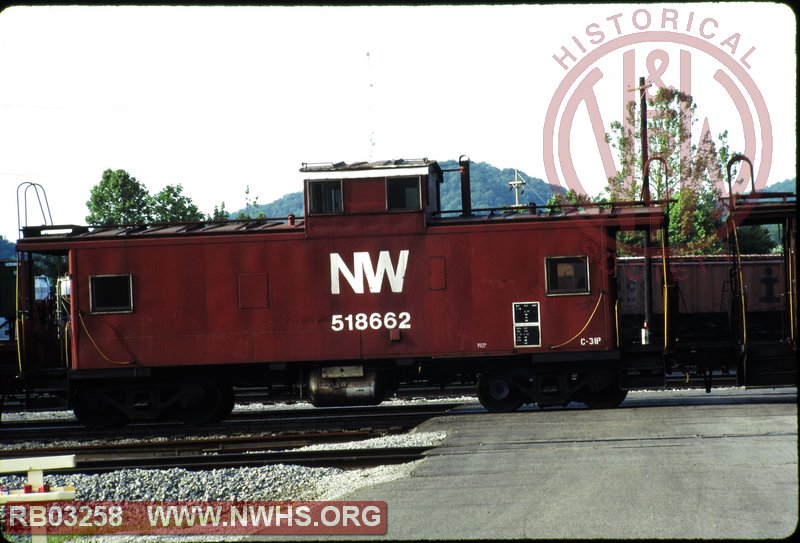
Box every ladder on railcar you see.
[724,156,797,387]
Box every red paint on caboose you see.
[18,159,661,376]
[13,156,795,425]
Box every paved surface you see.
[349,387,798,539]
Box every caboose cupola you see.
[300,158,443,238]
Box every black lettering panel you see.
[512,301,541,348]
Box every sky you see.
[0,3,796,242]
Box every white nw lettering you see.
[330,250,409,294]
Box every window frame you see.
[385,176,422,212]
[89,274,134,314]
[307,179,344,215]
[544,255,591,296]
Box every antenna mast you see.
[366,51,375,160]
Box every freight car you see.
[618,254,789,339]
[4,156,797,426]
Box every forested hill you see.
[249,161,562,218]
[438,160,560,212]
[764,178,797,193]
[252,170,797,219]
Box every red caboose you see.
[12,157,796,425]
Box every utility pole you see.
[509,170,526,207]
[640,75,653,343]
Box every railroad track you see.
[0,403,455,475]
[0,403,462,443]
[40,446,436,473]
[0,428,437,472]
[0,429,385,458]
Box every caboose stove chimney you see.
[459,155,472,217]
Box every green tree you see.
[605,88,743,255]
[0,235,15,260]
[86,169,153,225]
[210,202,229,221]
[236,186,266,220]
[546,188,592,212]
[87,169,207,226]
[151,184,205,223]
[737,225,778,254]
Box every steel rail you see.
[0,403,461,442]
[0,429,386,460]
[30,446,436,474]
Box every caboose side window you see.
[545,256,590,295]
[308,180,343,214]
[90,274,133,313]
[386,177,421,211]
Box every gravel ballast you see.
[1,398,451,542]
[0,431,445,502]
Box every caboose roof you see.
[300,158,434,180]
[17,219,304,249]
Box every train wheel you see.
[176,380,222,425]
[477,373,525,413]
[582,388,628,409]
[73,387,126,428]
